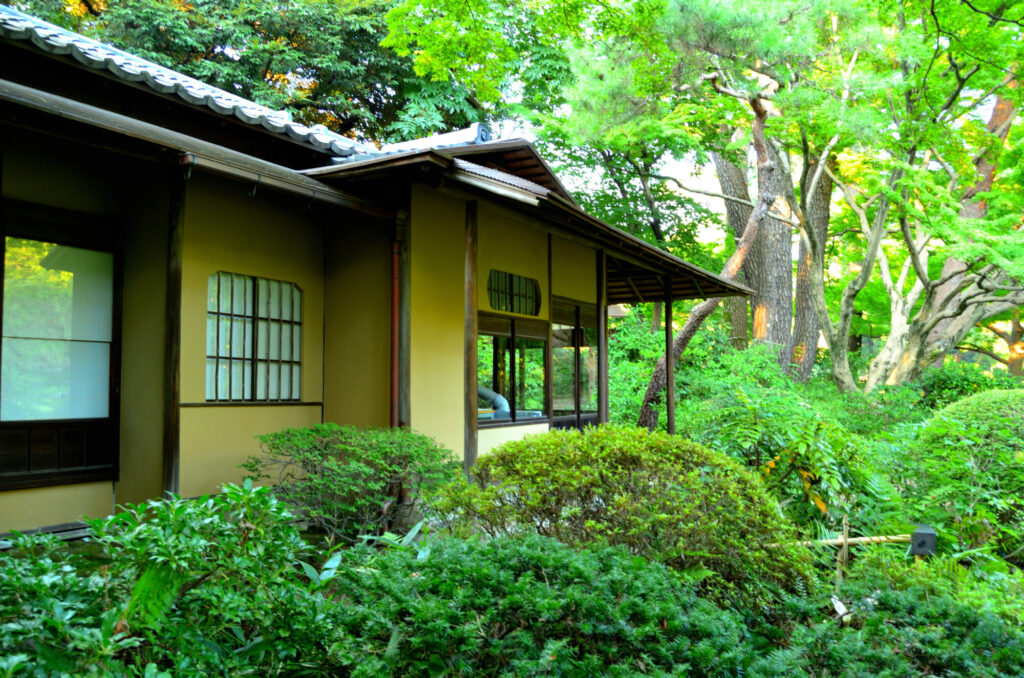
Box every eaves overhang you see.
[305,151,752,303]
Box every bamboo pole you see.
[775,534,910,548]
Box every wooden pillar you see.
[664,275,675,435]
[597,250,609,424]
[162,170,186,494]
[398,211,411,428]
[463,201,478,476]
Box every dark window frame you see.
[0,200,123,492]
[477,313,548,429]
[206,272,302,403]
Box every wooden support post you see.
[162,170,186,494]
[398,211,411,428]
[597,250,609,424]
[463,201,478,476]
[664,275,675,435]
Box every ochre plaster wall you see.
[409,185,465,459]
[177,174,326,495]
[551,236,597,304]
[323,223,390,428]
[476,205,549,319]
[478,423,550,457]
[1,136,165,529]
[178,405,321,497]
[0,483,113,533]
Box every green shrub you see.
[907,389,1024,564]
[428,425,815,607]
[328,534,756,676]
[0,482,353,675]
[917,359,1021,409]
[244,423,459,540]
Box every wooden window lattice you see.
[487,270,540,316]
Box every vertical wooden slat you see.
[597,250,609,424]
[162,171,186,494]
[463,201,478,476]
[398,211,411,428]
[664,275,675,435]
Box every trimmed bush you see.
[428,425,815,606]
[330,534,755,676]
[244,423,459,540]
[918,360,1021,410]
[908,389,1024,563]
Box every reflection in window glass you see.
[1,238,113,421]
[552,323,575,417]
[478,326,546,424]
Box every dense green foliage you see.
[8,0,482,141]
[429,425,814,606]
[3,483,1024,676]
[917,360,1023,409]
[906,390,1024,564]
[243,423,458,541]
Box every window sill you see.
[0,466,116,492]
[478,419,551,430]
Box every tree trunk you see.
[727,296,749,349]
[789,157,833,381]
[758,143,794,362]
[650,301,662,334]
[638,100,777,429]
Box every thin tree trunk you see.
[650,301,662,334]
[638,100,777,429]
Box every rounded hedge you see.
[913,389,1024,562]
[428,425,814,607]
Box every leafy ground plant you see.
[428,424,815,607]
[243,423,459,541]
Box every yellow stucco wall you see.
[0,482,114,533]
[477,205,549,320]
[409,185,465,460]
[323,224,391,428]
[178,405,322,497]
[1,136,165,528]
[177,174,326,495]
[551,236,597,304]
[478,423,550,456]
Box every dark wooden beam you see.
[598,249,609,424]
[664,275,675,435]
[162,170,185,494]
[463,201,479,476]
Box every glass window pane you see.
[243,360,253,400]
[292,365,301,400]
[206,316,217,356]
[0,338,109,421]
[516,337,546,416]
[207,274,218,312]
[281,364,291,399]
[281,323,291,361]
[552,323,575,417]
[230,274,244,314]
[269,281,281,320]
[244,319,253,360]
[219,317,231,357]
[477,335,511,422]
[257,320,269,359]
[256,361,268,400]
[269,321,280,360]
[3,238,113,342]
[281,284,292,321]
[258,278,269,318]
[293,288,302,321]
[581,327,599,413]
[219,273,231,313]
[206,359,216,400]
[231,360,244,400]
[245,277,254,315]
[217,360,229,400]
[269,364,280,400]
[231,319,244,358]
[293,326,301,360]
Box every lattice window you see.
[206,272,301,402]
[487,269,540,316]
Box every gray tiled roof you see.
[0,5,371,158]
